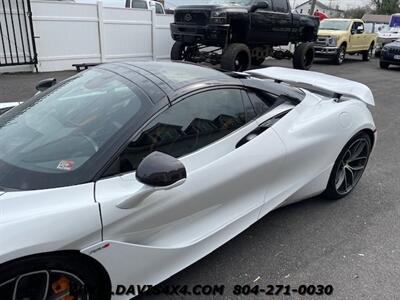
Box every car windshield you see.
[319,20,351,31]
[0,69,149,190]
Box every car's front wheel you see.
[334,44,346,65]
[323,132,372,200]
[221,43,251,72]
[0,254,111,300]
[292,42,314,70]
[171,41,185,61]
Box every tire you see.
[334,44,346,65]
[171,41,185,61]
[220,43,251,72]
[362,43,374,61]
[380,61,390,69]
[323,132,372,200]
[251,47,267,66]
[0,253,111,300]
[292,42,314,70]
[252,56,266,66]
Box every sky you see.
[164,0,371,10]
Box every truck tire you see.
[171,41,185,61]
[362,43,374,61]
[334,44,346,65]
[221,43,251,72]
[292,42,314,70]
[251,47,267,66]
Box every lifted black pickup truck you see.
[170,0,319,71]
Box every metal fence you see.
[0,0,37,70]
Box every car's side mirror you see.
[351,29,356,35]
[117,152,186,209]
[136,151,186,187]
[250,1,269,12]
[36,78,57,92]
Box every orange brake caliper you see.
[52,275,75,300]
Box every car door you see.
[349,21,364,51]
[270,0,292,43]
[249,0,275,44]
[94,86,287,245]
[89,87,287,289]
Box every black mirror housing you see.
[136,151,187,187]
[36,78,57,92]
[250,1,269,12]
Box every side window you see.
[352,22,364,34]
[356,22,364,34]
[155,3,164,14]
[272,0,288,13]
[241,91,257,121]
[131,0,148,9]
[107,89,250,175]
[248,90,285,116]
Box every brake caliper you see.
[51,275,74,300]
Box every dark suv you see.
[170,0,319,71]
[379,39,400,69]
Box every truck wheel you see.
[221,43,251,72]
[292,42,314,70]
[380,61,390,69]
[171,41,185,61]
[251,47,267,66]
[362,43,374,61]
[334,45,346,65]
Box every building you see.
[295,0,344,18]
[362,14,391,25]
[362,14,392,33]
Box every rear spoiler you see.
[246,67,375,107]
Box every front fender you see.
[0,184,101,265]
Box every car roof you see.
[97,61,241,104]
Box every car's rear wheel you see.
[362,43,374,61]
[323,132,372,200]
[221,43,251,72]
[0,254,111,300]
[334,44,346,65]
[380,61,390,69]
[292,42,314,70]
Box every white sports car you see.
[0,62,376,299]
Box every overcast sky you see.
[164,0,371,10]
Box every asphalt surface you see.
[1,57,399,300]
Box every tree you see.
[344,6,371,18]
[371,0,400,14]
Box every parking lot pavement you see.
[0,70,75,103]
[1,57,399,299]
